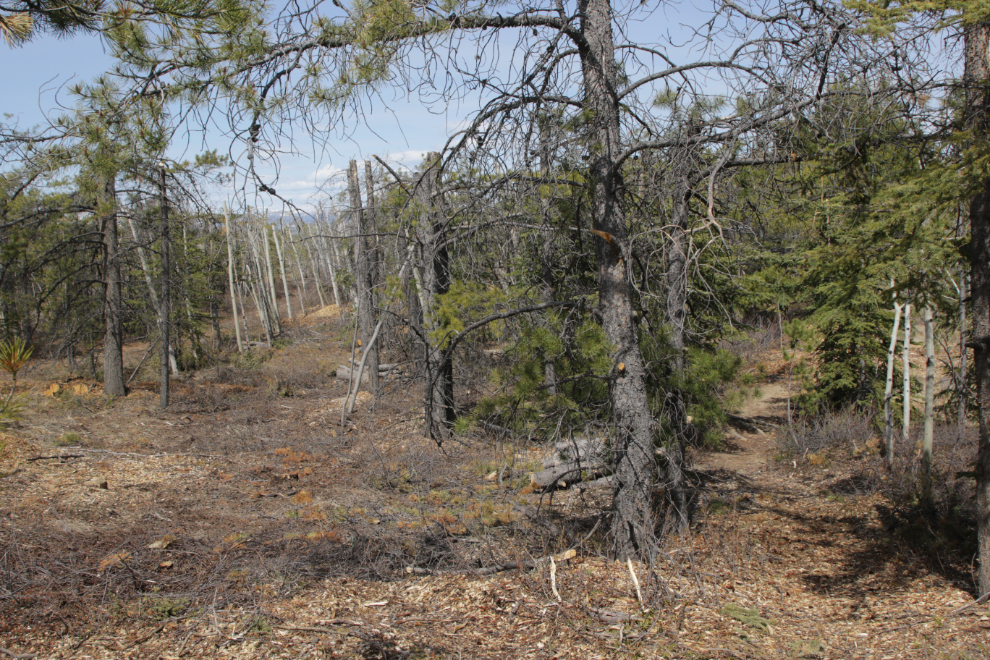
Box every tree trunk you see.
[580,0,659,559]
[960,269,969,426]
[884,296,903,466]
[417,153,454,443]
[262,218,281,335]
[923,305,935,502]
[903,303,912,448]
[224,204,243,352]
[100,170,125,397]
[964,19,990,595]
[126,215,178,375]
[272,222,293,320]
[159,166,171,409]
[349,160,380,393]
[287,225,308,316]
[662,164,693,534]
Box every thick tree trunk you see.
[580,0,658,559]
[884,296,903,466]
[964,20,990,595]
[960,270,968,426]
[159,167,171,409]
[100,171,125,397]
[417,153,455,443]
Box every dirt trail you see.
[694,380,791,475]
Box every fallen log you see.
[541,436,607,469]
[334,364,400,382]
[406,548,576,576]
[575,475,613,492]
[530,461,605,490]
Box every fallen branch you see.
[123,624,166,650]
[27,454,83,462]
[406,548,577,577]
[0,647,36,659]
[949,591,990,616]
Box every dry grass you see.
[0,319,987,659]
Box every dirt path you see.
[694,380,791,475]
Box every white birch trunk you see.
[272,222,293,320]
[903,303,912,445]
[884,299,903,464]
[223,204,243,352]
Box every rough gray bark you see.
[923,305,935,499]
[960,270,968,427]
[579,0,659,559]
[349,160,380,394]
[417,152,454,443]
[99,171,125,397]
[964,20,990,595]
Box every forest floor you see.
[0,310,988,659]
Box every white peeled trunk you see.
[903,303,912,445]
[223,203,243,352]
[272,222,293,320]
[884,297,903,465]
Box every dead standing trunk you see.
[579,0,659,559]
[923,305,935,505]
[224,204,244,352]
[662,163,693,534]
[417,153,454,443]
[159,165,171,409]
[100,170,126,397]
[349,160,380,394]
[964,19,990,595]
[884,293,903,466]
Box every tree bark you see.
[261,216,281,335]
[159,166,171,409]
[350,160,380,393]
[960,269,969,427]
[923,305,935,503]
[99,170,125,397]
[224,204,243,352]
[884,296,903,466]
[580,0,659,559]
[417,153,455,443]
[662,162,693,534]
[903,303,912,448]
[272,221,293,320]
[964,20,990,595]
[126,215,178,375]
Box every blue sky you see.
[1,23,455,210]
[2,2,725,210]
